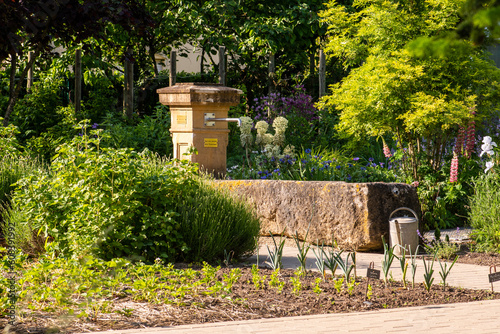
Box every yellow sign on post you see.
[204,138,218,148]
[176,115,187,125]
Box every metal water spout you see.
[204,114,241,127]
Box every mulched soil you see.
[2,237,500,333]
[2,265,500,334]
[452,244,500,266]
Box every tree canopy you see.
[318,0,500,179]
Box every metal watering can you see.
[389,207,419,256]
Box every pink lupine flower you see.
[449,153,459,183]
[383,143,392,158]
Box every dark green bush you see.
[101,104,173,157]
[175,180,260,263]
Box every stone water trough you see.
[214,180,421,252]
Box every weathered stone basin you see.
[213,180,421,252]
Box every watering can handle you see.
[389,207,419,223]
[394,219,402,246]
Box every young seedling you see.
[268,269,285,293]
[322,235,340,278]
[333,251,355,281]
[223,249,234,267]
[251,264,266,289]
[312,242,327,279]
[422,251,437,292]
[381,235,397,286]
[438,255,458,291]
[265,230,286,270]
[409,245,420,288]
[290,268,304,296]
[323,248,340,278]
[398,246,409,288]
[293,229,311,274]
[334,277,344,293]
[313,277,323,295]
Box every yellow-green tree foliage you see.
[318,0,500,179]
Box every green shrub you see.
[469,171,500,252]
[101,104,173,157]
[0,120,23,160]
[8,122,197,262]
[7,121,259,263]
[12,75,65,141]
[0,154,43,207]
[175,180,260,263]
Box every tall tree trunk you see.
[3,47,40,126]
[149,40,159,77]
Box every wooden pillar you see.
[218,46,226,86]
[27,51,34,91]
[319,50,326,98]
[75,49,82,115]
[123,47,134,118]
[169,50,176,86]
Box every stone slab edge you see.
[213,180,421,251]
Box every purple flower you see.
[305,148,312,154]
[92,123,98,129]
[353,157,360,161]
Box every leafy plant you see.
[438,256,458,291]
[333,277,344,293]
[265,231,286,271]
[417,229,461,260]
[381,236,397,285]
[346,278,359,296]
[469,165,500,252]
[366,284,373,300]
[333,251,355,281]
[223,250,234,267]
[398,246,409,289]
[422,252,437,292]
[101,104,173,157]
[313,277,323,295]
[290,268,304,296]
[175,179,260,263]
[5,122,199,262]
[251,264,266,290]
[323,237,340,278]
[409,245,420,289]
[293,229,311,274]
[268,269,285,293]
[312,243,326,279]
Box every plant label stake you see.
[365,262,380,299]
[489,265,500,292]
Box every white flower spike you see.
[485,161,494,173]
[480,136,497,157]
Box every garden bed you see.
[2,260,500,334]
